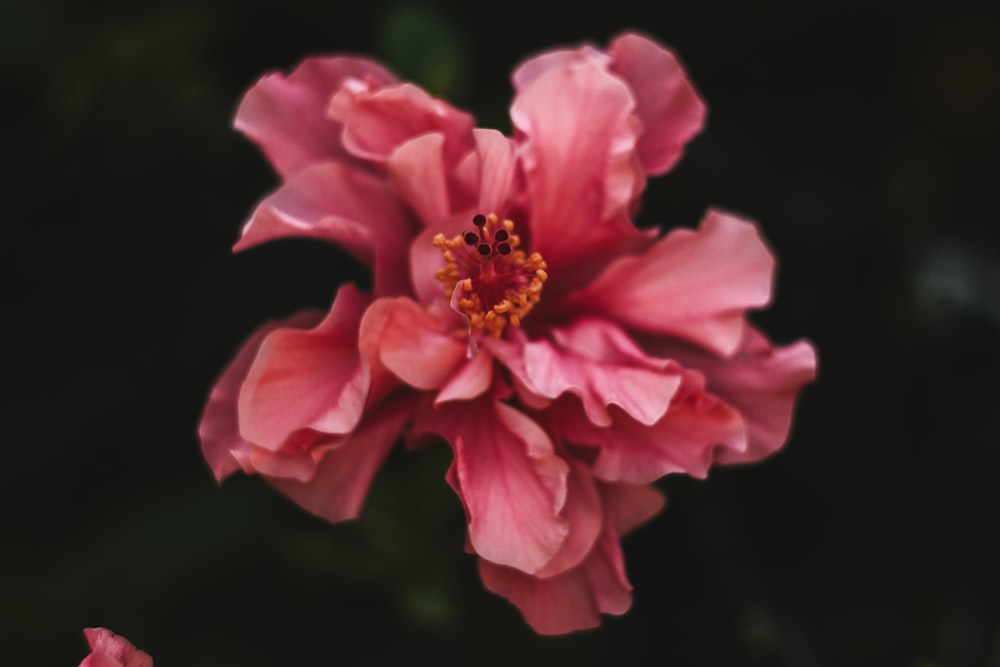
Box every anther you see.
[433,214,547,337]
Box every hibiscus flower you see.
[78,628,152,667]
[199,31,817,635]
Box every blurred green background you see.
[3,1,999,665]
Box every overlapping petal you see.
[435,347,494,405]
[510,56,646,272]
[386,132,452,226]
[512,32,705,179]
[478,481,664,635]
[233,161,415,297]
[235,56,396,178]
[414,390,570,574]
[358,296,468,391]
[511,44,609,90]
[650,327,818,464]
[533,454,602,578]
[199,310,322,482]
[554,376,747,482]
[607,32,707,175]
[478,528,627,636]
[328,80,475,164]
[270,395,415,523]
[558,208,774,357]
[469,129,518,216]
[236,285,371,454]
[488,318,682,427]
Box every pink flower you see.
[78,628,152,667]
[199,31,817,634]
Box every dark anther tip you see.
[464,232,479,245]
[494,229,509,242]
[497,242,512,255]
[477,243,492,256]
[473,214,487,227]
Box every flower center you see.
[434,213,547,337]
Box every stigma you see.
[433,213,547,337]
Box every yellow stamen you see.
[435,213,547,337]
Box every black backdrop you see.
[4,1,999,665]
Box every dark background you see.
[3,1,999,665]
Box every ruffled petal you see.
[328,80,475,164]
[360,296,467,391]
[559,209,774,357]
[387,132,451,226]
[80,628,152,667]
[198,310,322,482]
[237,285,371,453]
[510,33,705,178]
[608,32,706,175]
[533,455,602,578]
[509,57,646,273]
[478,545,611,636]
[234,56,395,178]
[651,327,818,464]
[269,394,415,523]
[414,392,569,574]
[554,376,748,483]
[479,481,651,635]
[233,161,415,297]
[244,434,340,483]
[511,45,608,90]
[487,318,682,427]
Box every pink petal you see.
[414,393,569,574]
[386,132,451,226]
[510,34,706,178]
[328,80,474,164]
[653,327,818,464]
[479,553,605,635]
[435,348,494,405]
[234,56,395,178]
[360,297,467,390]
[472,129,518,216]
[558,209,775,357]
[534,455,602,578]
[509,57,646,273]
[245,431,342,483]
[198,311,322,482]
[270,395,415,523]
[487,318,682,427]
[608,32,707,175]
[80,628,152,667]
[478,484,638,635]
[237,285,371,453]
[602,481,666,535]
[447,129,518,221]
[555,379,748,483]
[233,161,415,297]
[511,44,609,90]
